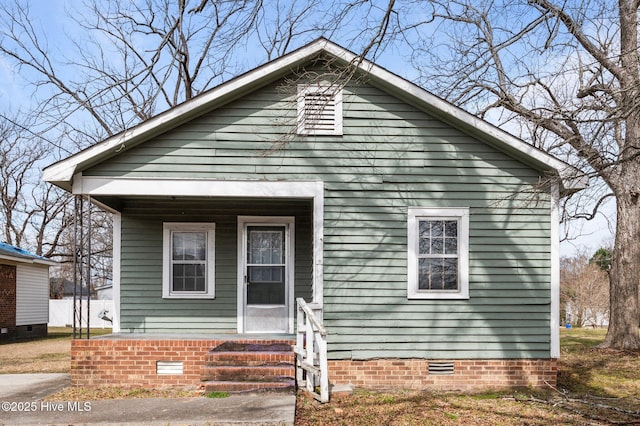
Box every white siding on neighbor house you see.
[16,265,50,326]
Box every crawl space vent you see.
[156,361,183,375]
[428,362,455,375]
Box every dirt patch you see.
[0,337,70,373]
[47,387,198,401]
[295,389,592,426]
[0,327,110,374]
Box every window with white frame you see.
[163,223,215,299]
[296,83,343,135]
[407,208,469,299]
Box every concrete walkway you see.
[0,374,296,425]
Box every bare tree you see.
[0,115,71,257]
[561,253,610,328]
[0,0,290,286]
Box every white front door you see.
[238,217,294,333]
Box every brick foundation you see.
[70,338,294,390]
[0,264,17,340]
[72,338,557,392]
[328,358,557,391]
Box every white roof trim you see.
[43,38,586,192]
[0,254,57,267]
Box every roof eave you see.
[0,253,57,267]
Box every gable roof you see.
[43,38,586,193]
[0,242,57,266]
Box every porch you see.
[71,333,296,392]
[67,181,329,400]
[71,298,328,401]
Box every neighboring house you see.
[565,303,609,328]
[50,277,109,300]
[50,278,88,300]
[43,38,585,397]
[0,243,56,339]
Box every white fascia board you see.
[43,39,333,187]
[0,254,56,267]
[73,175,324,198]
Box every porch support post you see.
[312,181,324,310]
[72,195,79,339]
[86,196,92,339]
[112,212,121,332]
[550,183,560,358]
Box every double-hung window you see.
[163,223,215,299]
[407,208,469,299]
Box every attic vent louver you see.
[297,84,343,135]
[428,361,455,375]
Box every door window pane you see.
[248,228,284,264]
[246,226,286,305]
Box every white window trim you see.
[163,222,216,299]
[407,207,469,300]
[296,83,343,136]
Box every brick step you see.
[200,340,296,395]
[205,341,294,367]
[206,351,294,366]
[209,341,293,353]
[202,365,294,382]
[202,379,295,394]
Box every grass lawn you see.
[3,327,639,424]
[295,328,640,425]
[0,327,111,374]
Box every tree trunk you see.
[600,189,640,349]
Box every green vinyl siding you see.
[88,81,553,359]
[118,198,312,333]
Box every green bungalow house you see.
[43,38,585,401]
